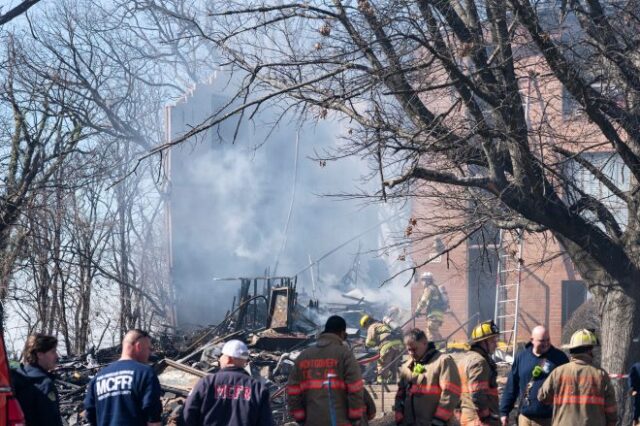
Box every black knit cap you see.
[324,315,347,333]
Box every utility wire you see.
[272,131,300,275]
[295,217,392,277]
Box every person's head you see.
[565,329,598,356]
[360,314,374,329]
[324,315,348,341]
[23,334,58,371]
[121,329,152,363]
[470,320,500,355]
[480,335,498,354]
[404,328,428,360]
[531,325,551,355]
[219,340,249,368]
[421,272,434,287]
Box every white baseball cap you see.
[221,340,250,360]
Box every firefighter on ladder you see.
[537,329,617,426]
[460,320,501,425]
[414,272,448,342]
[360,314,404,384]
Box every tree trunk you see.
[557,234,639,424]
[598,287,640,425]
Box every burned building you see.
[165,76,408,329]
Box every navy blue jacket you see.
[84,359,162,426]
[183,366,273,426]
[11,364,63,426]
[629,362,640,421]
[499,343,569,419]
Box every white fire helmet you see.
[421,272,434,285]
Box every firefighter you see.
[360,314,404,384]
[414,272,448,342]
[394,328,461,425]
[459,320,501,426]
[287,315,365,426]
[537,329,617,426]
[383,305,401,328]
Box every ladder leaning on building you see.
[493,229,525,360]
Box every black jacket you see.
[183,366,273,426]
[11,363,64,426]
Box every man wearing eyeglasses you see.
[84,329,162,426]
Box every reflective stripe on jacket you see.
[459,346,500,425]
[395,343,461,425]
[537,354,617,426]
[287,332,364,426]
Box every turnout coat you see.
[287,333,364,426]
[537,354,617,426]
[459,346,500,425]
[394,343,461,425]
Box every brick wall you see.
[410,221,584,348]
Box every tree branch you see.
[0,0,42,26]
[385,166,493,189]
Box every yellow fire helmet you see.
[360,314,372,328]
[564,329,599,350]
[470,320,500,343]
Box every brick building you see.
[410,224,588,348]
[408,9,623,349]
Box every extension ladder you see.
[493,229,525,359]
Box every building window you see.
[561,82,624,120]
[561,280,588,327]
[562,86,581,120]
[565,152,629,229]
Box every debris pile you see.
[55,277,352,425]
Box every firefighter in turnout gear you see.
[459,320,501,426]
[287,315,365,426]
[414,272,448,342]
[360,314,404,384]
[394,328,461,425]
[537,329,617,426]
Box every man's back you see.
[183,366,273,426]
[287,333,364,426]
[538,356,617,426]
[365,322,392,347]
[84,359,162,426]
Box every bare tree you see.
[142,0,640,418]
[0,34,88,304]
[0,0,196,350]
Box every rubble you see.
[54,278,325,425]
[50,277,517,426]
